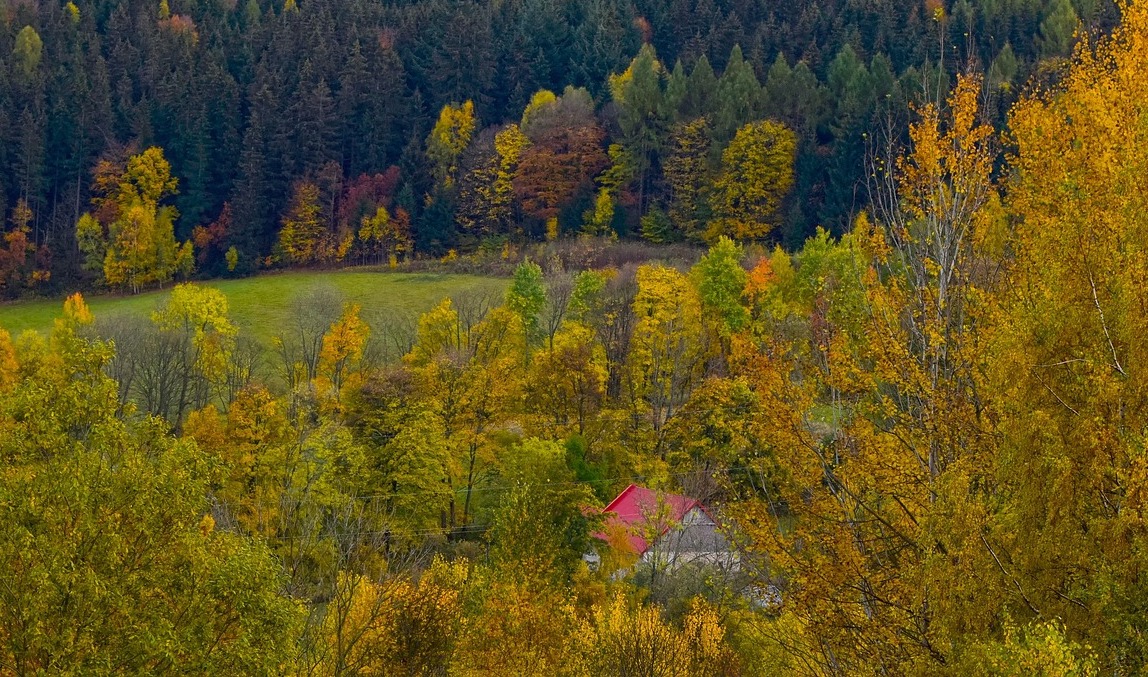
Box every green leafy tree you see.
[1039,0,1079,58]
[640,207,674,243]
[988,43,1020,92]
[506,259,547,346]
[489,438,596,581]
[713,45,762,145]
[609,44,669,215]
[344,371,453,536]
[692,236,749,336]
[0,295,302,673]
[682,55,718,120]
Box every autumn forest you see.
[1,0,1145,673]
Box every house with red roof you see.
[586,484,738,572]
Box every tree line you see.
[0,0,1109,295]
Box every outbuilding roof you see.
[594,484,710,555]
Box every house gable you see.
[592,485,737,571]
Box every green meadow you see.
[0,270,506,347]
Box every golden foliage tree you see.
[310,558,467,675]
[629,265,710,457]
[75,147,191,292]
[426,101,476,187]
[732,73,1000,672]
[405,299,525,528]
[988,3,1148,664]
[709,120,796,242]
[578,596,740,676]
[525,322,607,438]
[277,181,324,265]
[317,302,370,398]
[457,124,530,237]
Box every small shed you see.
[589,484,738,572]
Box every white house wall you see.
[639,507,740,572]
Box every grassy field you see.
[0,270,506,347]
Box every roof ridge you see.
[600,483,639,514]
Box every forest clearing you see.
[0,270,506,346]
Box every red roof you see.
[593,484,705,556]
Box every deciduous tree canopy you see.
[7,1,1148,674]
